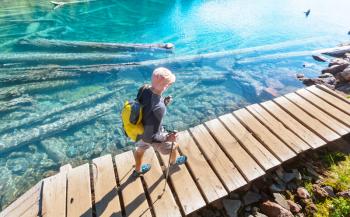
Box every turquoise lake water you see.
[0,0,350,210]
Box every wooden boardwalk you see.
[1,85,350,217]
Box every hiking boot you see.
[132,163,151,177]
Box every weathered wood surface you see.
[219,113,280,171]
[175,130,227,203]
[92,154,122,217]
[295,89,350,127]
[274,96,340,142]
[284,93,350,136]
[114,151,152,217]
[316,85,350,103]
[306,86,350,116]
[246,104,310,153]
[0,181,43,217]
[1,85,349,217]
[205,119,265,181]
[190,125,247,192]
[158,138,206,215]
[260,100,326,149]
[66,164,92,217]
[234,108,296,162]
[142,149,182,217]
[41,172,68,217]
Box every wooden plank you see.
[219,113,280,170]
[157,137,206,215]
[246,104,311,153]
[261,100,326,149]
[317,84,350,103]
[284,93,350,136]
[274,96,340,142]
[0,181,42,217]
[296,88,350,127]
[307,86,350,116]
[60,163,72,173]
[205,119,265,181]
[234,108,296,161]
[67,163,93,217]
[114,151,152,217]
[41,172,67,217]
[141,148,182,217]
[171,130,228,203]
[190,124,248,192]
[92,154,122,217]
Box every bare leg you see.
[135,147,145,172]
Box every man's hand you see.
[166,132,177,142]
[164,96,173,106]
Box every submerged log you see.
[0,99,116,154]
[0,90,116,134]
[0,69,81,86]
[0,96,33,113]
[0,80,78,100]
[0,27,65,49]
[17,38,174,52]
[0,52,134,66]
[51,0,96,10]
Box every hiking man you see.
[133,67,187,176]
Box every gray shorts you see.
[136,139,175,155]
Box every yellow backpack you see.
[121,85,149,142]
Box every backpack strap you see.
[136,84,150,102]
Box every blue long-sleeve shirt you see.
[138,87,167,143]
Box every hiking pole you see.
[163,141,175,192]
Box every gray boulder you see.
[223,199,241,217]
[321,63,349,75]
[243,191,262,205]
[338,67,350,82]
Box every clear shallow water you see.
[0,0,350,210]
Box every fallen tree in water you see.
[0,52,135,66]
[0,90,116,134]
[51,0,96,9]
[0,69,81,86]
[0,80,78,100]
[3,39,347,86]
[0,96,33,113]
[17,38,174,52]
[0,99,116,154]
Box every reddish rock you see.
[260,200,293,217]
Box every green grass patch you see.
[314,197,350,217]
[322,154,350,192]
[301,151,350,217]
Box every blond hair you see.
[152,67,176,84]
